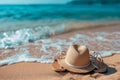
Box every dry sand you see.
[0,24,120,80]
[0,54,120,80]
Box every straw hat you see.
[53,45,95,73]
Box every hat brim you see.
[52,59,66,72]
[58,58,95,73]
[52,53,107,73]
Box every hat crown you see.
[65,45,90,67]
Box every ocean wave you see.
[0,5,120,20]
[0,32,120,66]
[0,21,120,49]
[0,24,66,49]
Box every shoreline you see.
[65,21,120,32]
[0,23,120,80]
[0,21,120,49]
[0,25,120,63]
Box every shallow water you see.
[0,4,120,49]
[0,32,120,66]
[0,4,120,66]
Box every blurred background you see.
[0,0,120,48]
[0,0,120,66]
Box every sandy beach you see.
[0,24,120,80]
[0,2,120,80]
[1,54,120,80]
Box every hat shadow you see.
[55,64,117,76]
[55,70,69,76]
[103,65,117,75]
[90,64,117,75]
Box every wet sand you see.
[0,24,120,80]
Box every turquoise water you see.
[0,4,120,21]
[0,4,120,31]
[0,4,120,49]
[0,4,120,65]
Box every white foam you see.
[99,51,120,57]
[0,48,54,66]
[40,39,72,54]
[95,36,107,41]
[0,24,66,49]
[0,32,120,66]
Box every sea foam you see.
[0,32,120,66]
[0,48,54,66]
[0,24,65,49]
